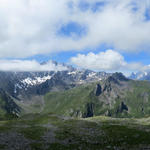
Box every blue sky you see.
[0,0,150,74]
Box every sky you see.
[0,0,150,75]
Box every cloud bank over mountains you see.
[0,49,147,73]
[0,60,67,72]
[71,50,144,73]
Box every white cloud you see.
[70,50,144,73]
[0,0,149,58]
[0,60,67,72]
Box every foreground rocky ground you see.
[0,114,150,150]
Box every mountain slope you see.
[43,73,150,118]
[0,89,20,119]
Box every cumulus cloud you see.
[0,0,150,58]
[0,60,67,72]
[70,50,144,73]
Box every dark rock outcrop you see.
[83,103,94,118]
[111,72,129,81]
[95,84,102,96]
[117,102,128,113]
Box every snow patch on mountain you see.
[21,75,52,86]
[67,71,77,75]
[88,72,96,78]
[14,75,53,93]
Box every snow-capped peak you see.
[130,71,150,80]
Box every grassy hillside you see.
[0,96,7,118]
[124,80,150,117]
[0,90,20,119]
[0,114,150,149]
[44,82,98,117]
[43,76,150,118]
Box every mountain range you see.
[0,61,150,149]
[0,62,112,118]
[0,61,150,119]
[130,71,150,80]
